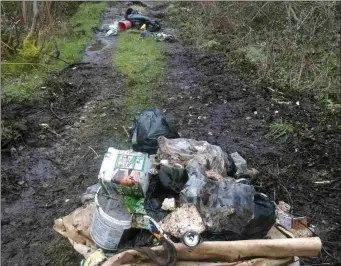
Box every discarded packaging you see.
[276,201,313,237]
[161,198,176,211]
[130,108,179,155]
[90,187,131,250]
[160,203,205,238]
[98,147,150,197]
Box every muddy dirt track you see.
[1,3,341,266]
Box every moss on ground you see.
[2,2,107,104]
[114,31,167,121]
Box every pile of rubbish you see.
[54,108,321,266]
[105,7,175,43]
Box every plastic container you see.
[118,20,132,31]
[98,147,150,197]
[90,187,132,250]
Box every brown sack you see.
[53,203,96,248]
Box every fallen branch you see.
[50,103,62,120]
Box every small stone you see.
[18,181,25,185]
[274,110,279,114]
[208,131,213,136]
[161,198,176,211]
[296,101,300,106]
[100,113,106,118]
[253,111,258,115]
[246,116,251,120]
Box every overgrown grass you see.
[267,119,295,141]
[168,2,340,111]
[114,30,166,121]
[1,2,107,104]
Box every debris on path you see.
[54,108,321,266]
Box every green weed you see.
[267,119,295,141]
[2,2,107,104]
[114,31,166,121]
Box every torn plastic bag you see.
[130,109,179,155]
[157,136,235,176]
[199,179,276,239]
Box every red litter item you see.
[118,20,132,31]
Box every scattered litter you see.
[106,22,118,36]
[118,20,132,31]
[125,7,161,32]
[296,101,300,106]
[161,198,176,211]
[276,201,314,238]
[314,180,333,184]
[207,131,213,136]
[246,116,251,120]
[72,67,77,70]
[160,203,205,238]
[254,111,258,115]
[275,110,279,114]
[140,30,176,42]
[65,199,70,203]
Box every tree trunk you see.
[25,0,39,41]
